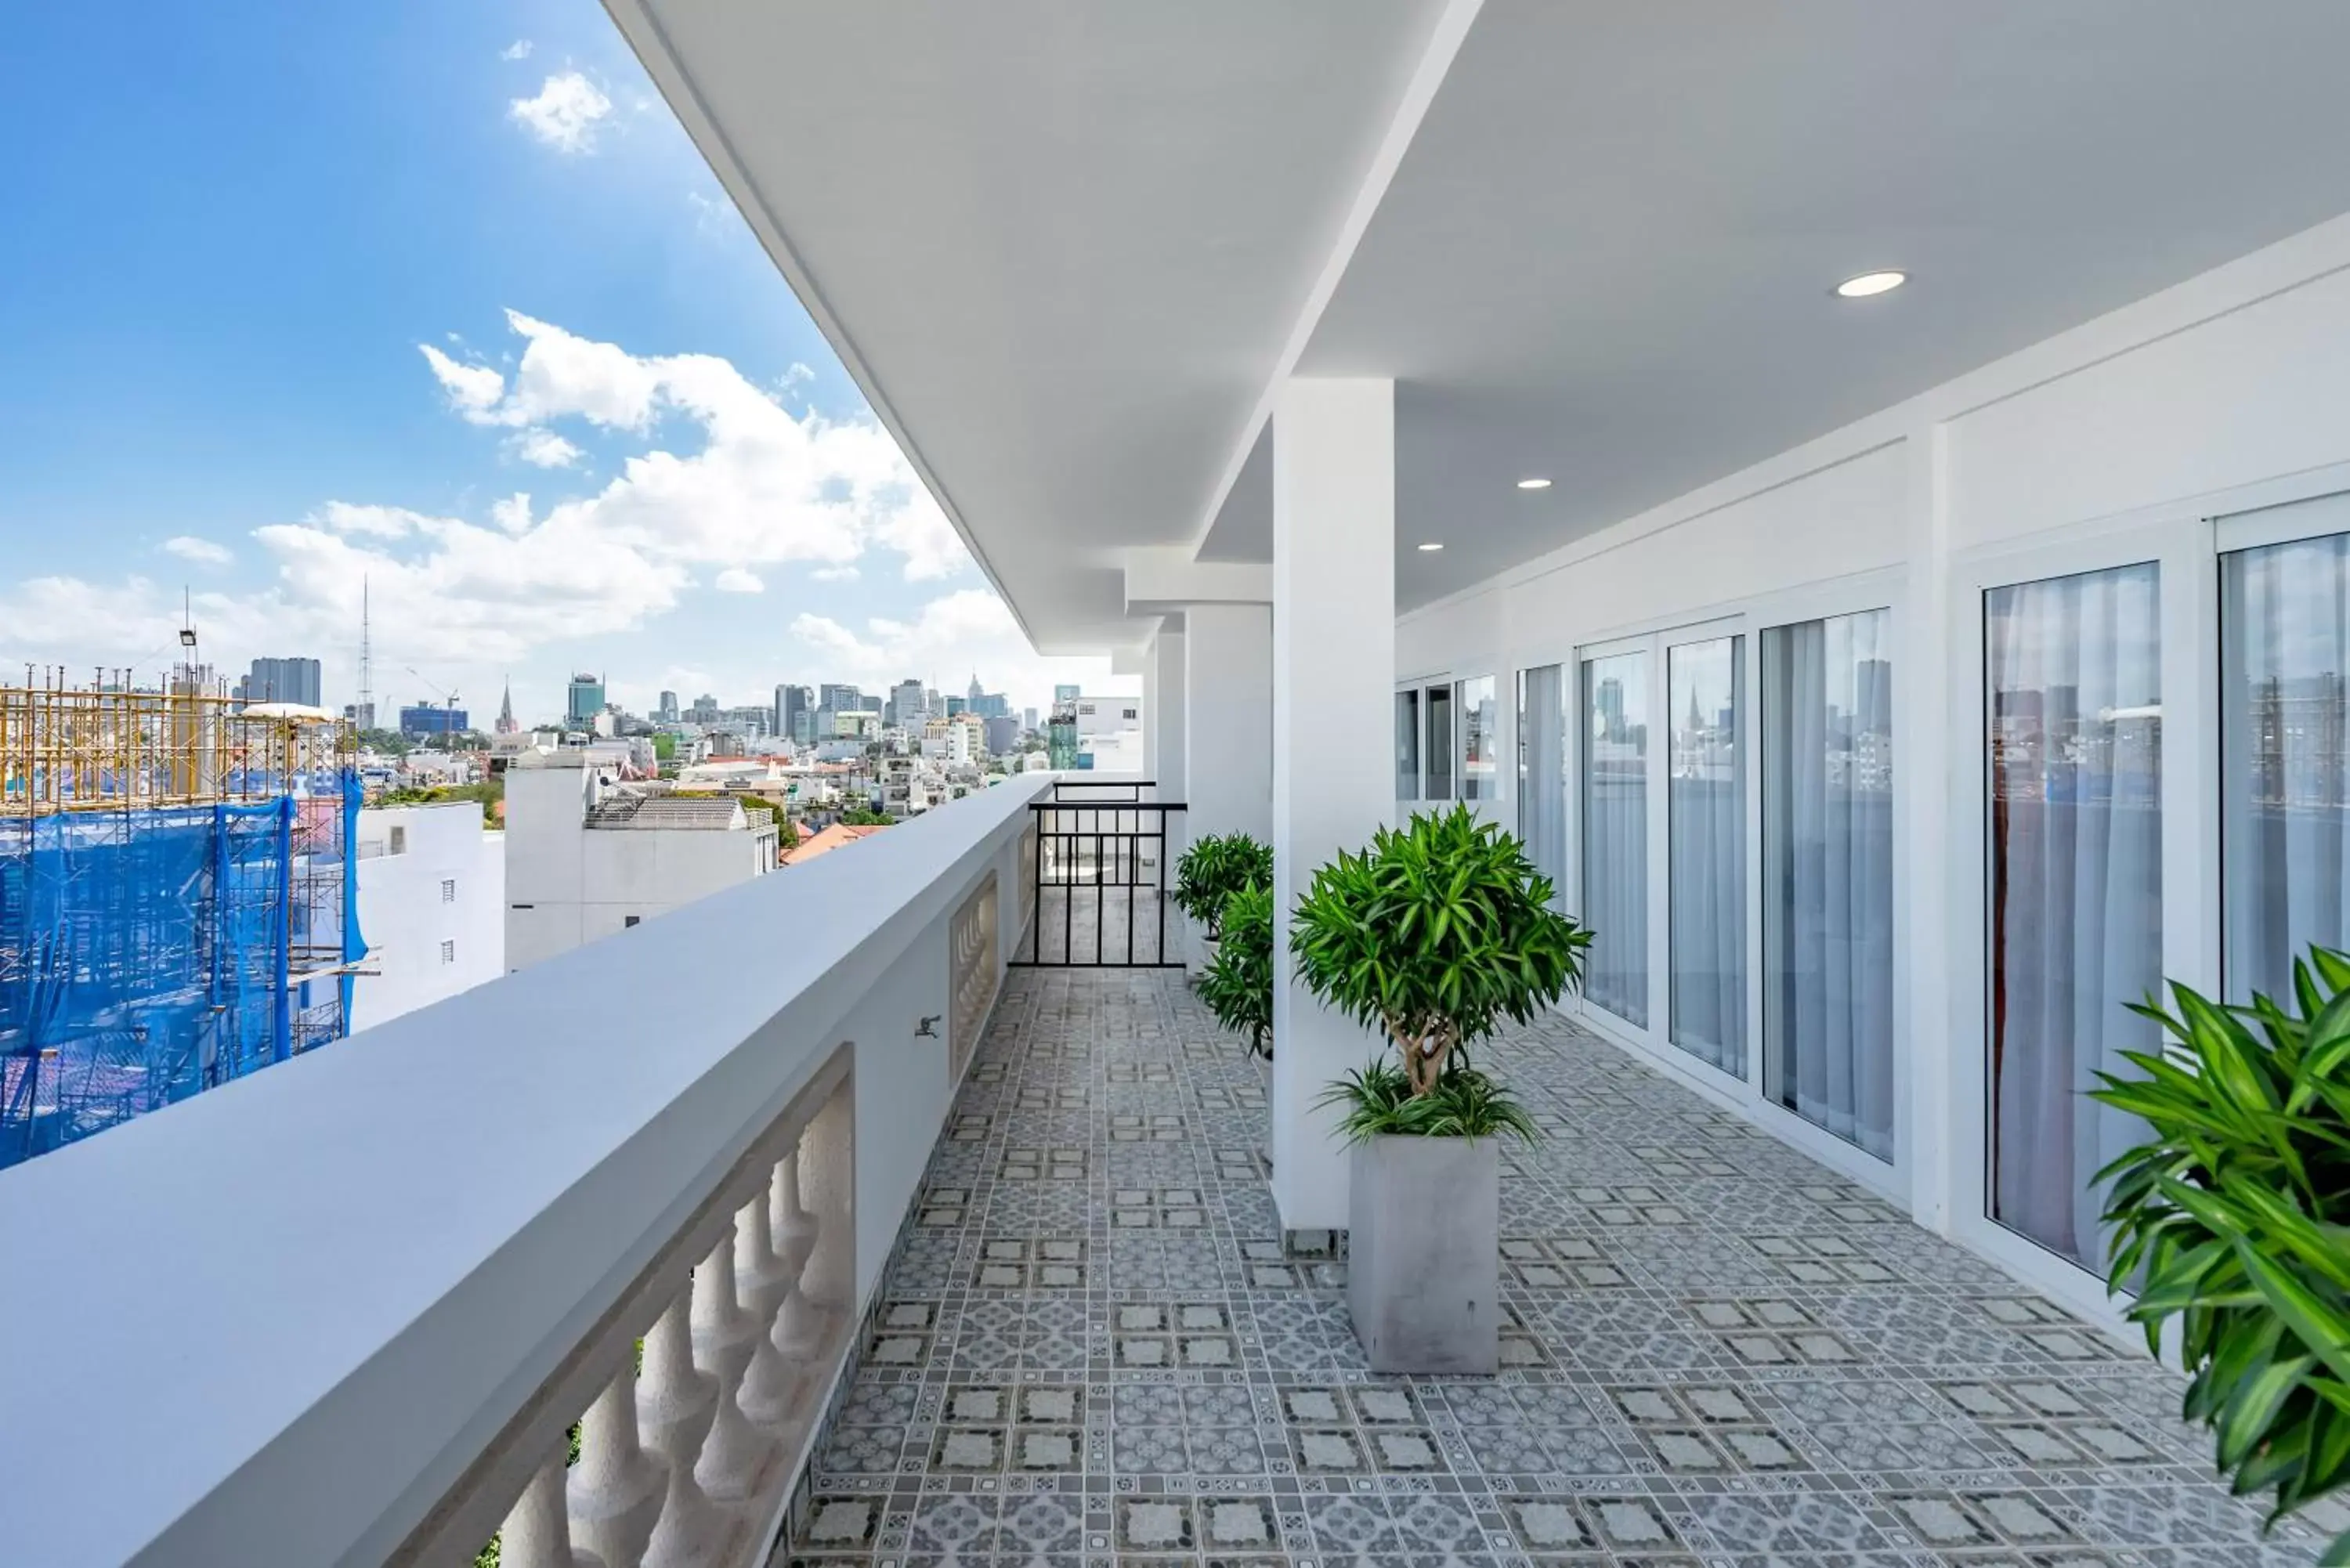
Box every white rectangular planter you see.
[1346,1134,1499,1374]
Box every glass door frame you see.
[1947,515,2214,1311]
[1527,569,1914,1201]
[1395,670,1453,807]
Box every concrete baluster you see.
[497,1453,604,1568]
[689,1230,774,1503]
[567,1364,667,1568]
[732,1192,800,1428]
[638,1286,731,1568]
[772,1143,818,1272]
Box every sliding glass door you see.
[1459,676,1499,800]
[1517,665,1567,901]
[1983,564,2163,1269]
[1761,611,1894,1160]
[1668,638,1744,1075]
[1581,652,1650,1026]
[2222,529,2350,1004]
[1395,689,1421,803]
[1424,684,1453,800]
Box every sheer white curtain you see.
[1517,666,1567,903]
[1582,653,1649,1026]
[1987,564,2162,1268]
[1669,638,1744,1075]
[1761,613,1895,1158]
[2223,529,2350,1004]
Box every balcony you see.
[0,771,2336,1566]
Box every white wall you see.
[505,760,776,970]
[350,805,506,1035]
[1392,210,2350,1315]
[1184,602,1273,844]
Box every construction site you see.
[0,672,362,1169]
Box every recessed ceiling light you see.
[1417,542,1444,552]
[1835,269,1907,298]
[1516,477,1552,490]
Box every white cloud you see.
[789,590,1111,713]
[508,428,583,468]
[501,38,533,61]
[873,491,971,581]
[3,312,1015,710]
[508,72,612,154]
[162,535,233,566]
[419,345,504,417]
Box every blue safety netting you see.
[0,779,361,1169]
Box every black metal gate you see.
[1011,782,1187,967]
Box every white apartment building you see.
[349,803,506,1035]
[504,752,781,970]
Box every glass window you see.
[1459,676,1498,800]
[1424,684,1454,800]
[1761,611,1894,1158]
[2222,529,2350,1004]
[1985,564,2162,1267]
[1668,638,1744,1075]
[1581,652,1649,1026]
[1395,689,1421,800]
[1517,666,1567,903]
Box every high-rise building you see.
[235,656,324,709]
[773,683,811,739]
[566,674,606,726]
[400,703,472,737]
[889,677,927,729]
[658,690,680,724]
[1054,683,1081,703]
[1023,707,1039,732]
[819,683,862,714]
[967,671,985,706]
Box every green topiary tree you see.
[2092,948,2350,1565]
[1292,804,1589,1139]
[1198,881,1272,1059]
[1172,833,1273,939]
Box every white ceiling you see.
[617,0,2350,641]
[617,0,1449,650]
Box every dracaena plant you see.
[1292,804,1589,1139]
[1198,880,1271,1059]
[1173,832,1273,939]
[2091,948,2350,1566]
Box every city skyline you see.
[0,3,1125,727]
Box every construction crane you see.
[405,667,463,742]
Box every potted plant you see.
[1172,832,1273,962]
[2091,948,2350,1566]
[1292,804,1589,1373]
[1198,881,1272,1060]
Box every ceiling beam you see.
[1123,547,1272,615]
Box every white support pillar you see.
[1148,627,1187,800]
[1270,378,1394,1237]
[1183,604,1274,847]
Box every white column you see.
[1148,626,1187,797]
[1270,378,1395,1236]
[1183,603,1273,845]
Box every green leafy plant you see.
[1292,804,1589,1134]
[1172,833,1274,938]
[1314,1057,1540,1142]
[2092,948,2350,1564]
[1198,881,1272,1059]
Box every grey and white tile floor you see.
[789,967,2335,1566]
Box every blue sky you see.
[0,0,1112,723]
